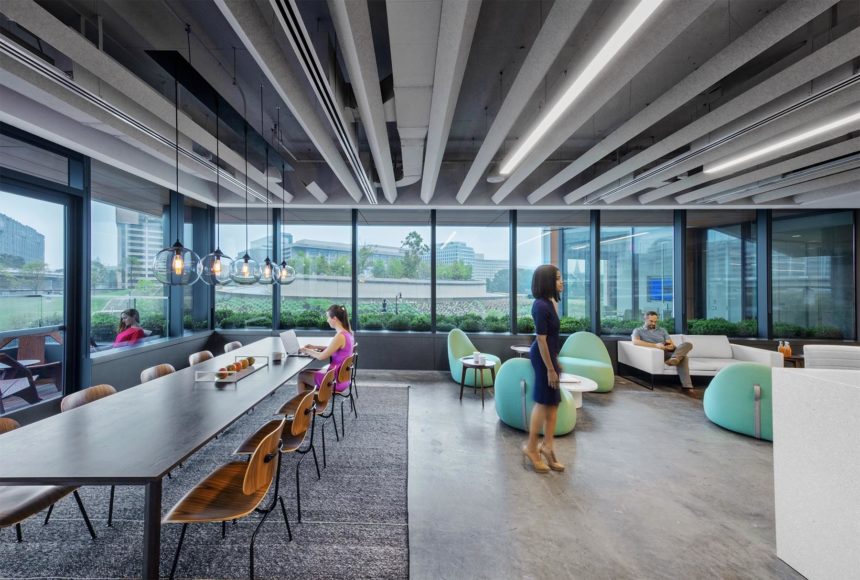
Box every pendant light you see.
[257,85,278,285]
[200,95,234,285]
[154,71,201,286]
[229,101,261,285]
[277,156,297,285]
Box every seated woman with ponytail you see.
[297,304,354,393]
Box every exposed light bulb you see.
[263,263,272,278]
[172,253,184,276]
[279,268,288,281]
[212,257,222,275]
[241,260,250,277]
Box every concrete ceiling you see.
[1,0,859,210]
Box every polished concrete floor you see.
[364,370,803,580]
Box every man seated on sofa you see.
[631,311,694,390]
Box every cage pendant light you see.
[200,96,234,285]
[258,86,279,285]
[277,153,297,285]
[154,72,201,286]
[229,116,261,284]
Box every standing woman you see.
[523,265,565,473]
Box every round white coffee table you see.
[559,372,598,408]
[510,345,530,357]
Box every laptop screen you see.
[280,330,301,355]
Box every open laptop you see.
[280,330,312,357]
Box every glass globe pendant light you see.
[229,115,261,284]
[154,74,201,286]
[277,155,296,286]
[200,96,234,285]
[257,86,279,285]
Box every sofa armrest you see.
[731,343,783,367]
[618,341,665,374]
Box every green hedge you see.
[687,318,757,337]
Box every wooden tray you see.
[195,356,269,383]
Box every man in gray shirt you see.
[631,311,694,390]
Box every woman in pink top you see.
[113,308,145,347]
[298,304,354,393]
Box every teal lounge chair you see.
[447,329,501,387]
[558,332,615,392]
[494,358,576,435]
[703,362,773,441]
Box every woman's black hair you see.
[327,304,352,332]
[531,264,560,301]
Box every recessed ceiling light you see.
[499,0,665,176]
[705,108,860,174]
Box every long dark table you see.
[0,337,314,578]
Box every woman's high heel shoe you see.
[539,443,565,472]
[522,445,550,473]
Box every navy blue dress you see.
[529,298,561,406]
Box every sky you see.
[0,190,65,269]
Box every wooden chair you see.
[0,419,97,542]
[47,385,119,526]
[140,363,175,383]
[234,390,317,522]
[164,417,289,580]
[277,368,337,468]
[224,341,243,353]
[0,332,63,392]
[333,354,359,437]
[0,354,41,414]
[188,350,214,366]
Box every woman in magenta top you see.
[297,304,354,393]
[113,308,145,348]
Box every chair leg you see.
[321,421,327,468]
[311,445,321,480]
[15,523,22,543]
[72,490,97,540]
[295,458,303,523]
[43,503,54,525]
[278,496,292,541]
[330,407,340,441]
[108,485,115,527]
[222,520,226,539]
[169,523,188,580]
[340,400,346,437]
[249,508,273,580]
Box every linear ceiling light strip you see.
[0,36,269,202]
[274,0,377,204]
[586,72,860,204]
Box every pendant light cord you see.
[215,95,220,250]
[261,84,269,257]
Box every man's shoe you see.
[665,357,682,366]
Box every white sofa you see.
[618,334,783,387]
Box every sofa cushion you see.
[684,335,732,359]
[687,358,738,373]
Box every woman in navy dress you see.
[523,264,565,473]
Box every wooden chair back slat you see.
[242,419,286,495]
[0,417,20,434]
[316,369,336,408]
[337,354,356,384]
[60,384,117,412]
[140,364,176,383]
[291,391,316,437]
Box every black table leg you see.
[459,366,467,401]
[480,367,485,408]
[143,479,162,579]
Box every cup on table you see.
[473,351,482,364]
[272,351,284,364]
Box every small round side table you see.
[510,345,530,357]
[459,356,496,407]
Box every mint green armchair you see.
[558,331,615,392]
[703,363,773,441]
[447,329,501,387]
[494,358,576,435]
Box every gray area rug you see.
[0,384,409,579]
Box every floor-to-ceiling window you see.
[0,133,73,414]
[436,210,510,332]
[686,211,757,336]
[357,210,431,331]
[90,161,168,349]
[183,197,211,334]
[600,211,674,335]
[772,210,854,339]
[215,207,272,329]
[281,209,352,329]
[517,212,591,333]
